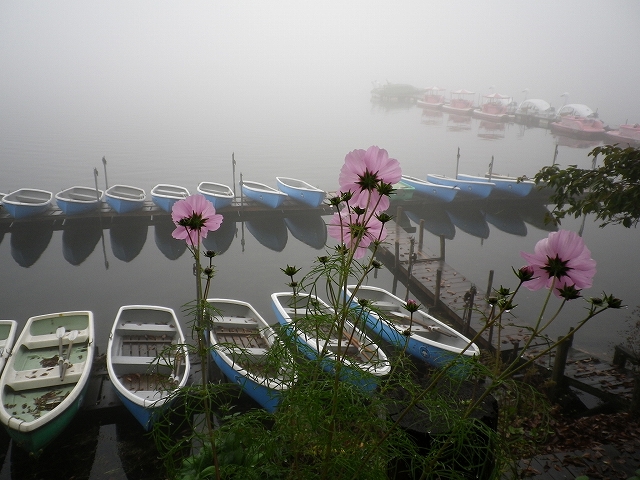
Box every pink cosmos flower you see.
[327,211,387,259]
[171,194,223,246]
[338,146,402,212]
[520,230,596,298]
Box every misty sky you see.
[1,0,639,127]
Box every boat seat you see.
[15,194,48,203]
[319,339,359,354]
[111,355,158,366]
[370,301,400,312]
[214,316,258,328]
[6,363,85,391]
[23,330,89,350]
[111,191,144,199]
[153,188,186,197]
[116,323,176,336]
[225,347,269,360]
[67,192,100,201]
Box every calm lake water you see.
[1,93,637,360]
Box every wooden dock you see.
[376,214,640,413]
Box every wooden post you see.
[434,268,442,308]
[551,328,574,401]
[240,173,244,207]
[395,207,402,270]
[439,235,445,261]
[394,240,400,270]
[406,238,415,301]
[462,285,476,336]
[232,152,237,196]
[485,270,494,300]
[418,219,424,252]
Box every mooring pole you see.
[485,270,494,300]
[418,219,424,251]
[551,327,575,401]
[239,172,244,207]
[102,156,109,189]
[232,152,237,196]
[455,147,460,178]
[434,268,442,308]
[406,238,416,301]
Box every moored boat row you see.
[1,176,328,219]
[0,284,480,455]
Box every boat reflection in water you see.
[9,411,99,479]
[284,213,327,250]
[477,120,506,140]
[483,205,527,237]
[202,217,236,255]
[518,202,558,232]
[405,205,456,240]
[553,133,601,149]
[62,217,103,265]
[154,217,187,260]
[110,218,148,262]
[445,204,490,240]
[10,221,55,267]
[245,215,288,252]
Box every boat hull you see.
[105,185,146,214]
[242,182,287,209]
[197,182,234,209]
[400,176,458,202]
[210,348,282,413]
[271,293,390,393]
[150,184,190,213]
[106,305,190,432]
[0,311,94,455]
[426,174,495,199]
[207,298,292,413]
[2,189,52,219]
[55,187,103,215]
[345,286,479,379]
[276,177,325,207]
[457,174,533,197]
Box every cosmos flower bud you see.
[404,299,420,313]
[514,265,535,282]
[557,284,581,301]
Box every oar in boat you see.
[57,327,66,379]
[61,330,78,380]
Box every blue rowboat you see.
[400,175,459,202]
[104,185,146,214]
[107,305,190,431]
[426,174,495,199]
[196,182,234,209]
[271,292,391,393]
[241,181,288,209]
[345,285,479,378]
[150,184,190,213]
[0,311,94,455]
[275,177,326,207]
[55,186,103,215]
[207,298,296,413]
[1,189,52,219]
[457,173,534,197]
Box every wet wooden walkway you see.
[377,216,639,412]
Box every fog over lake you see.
[1,1,639,359]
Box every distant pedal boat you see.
[2,188,53,219]
[197,182,235,209]
[426,174,495,199]
[105,185,146,214]
[400,175,459,202]
[271,292,391,392]
[150,184,190,213]
[207,298,295,413]
[241,181,288,209]
[107,305,190,431]
[0,311,94,455]
[457,173,534,197]
[55,186,103,215]
[345,285,479,378]
[275,177,326,208]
